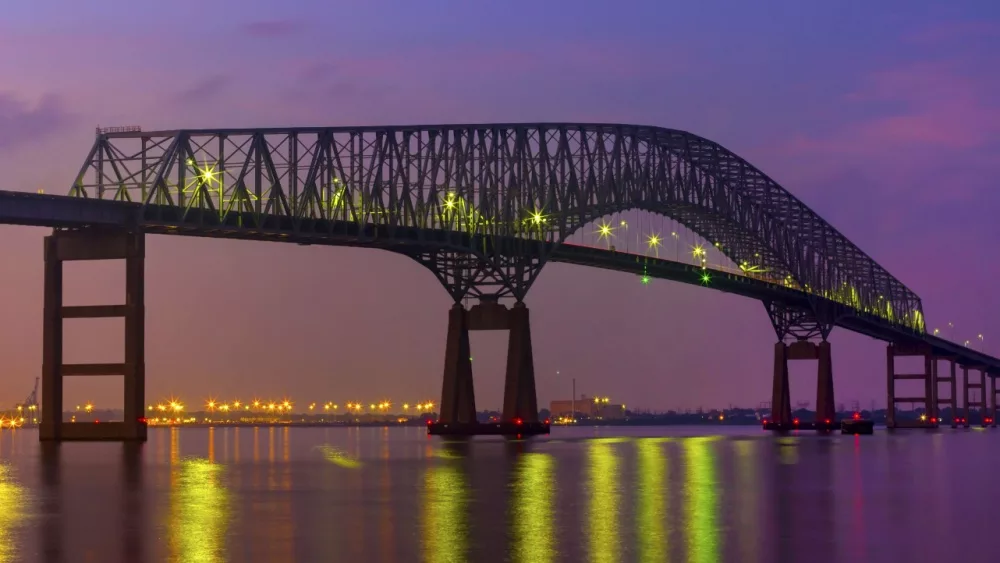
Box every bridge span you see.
[3,122,996,439]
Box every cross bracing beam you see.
[70,123,923,331]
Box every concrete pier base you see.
[439,304,477,424]
[962,366,988,428]
[769,340,834,430]
[40,230,146,442]
[435,300,542,431]
[886,343,952,429]
[770,342,792,425]
[501,303,538,424]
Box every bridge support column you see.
[932,359,958,427]
[438,304,476,424]
[816,341,835,425]
[885,343,936,429]
[431,300,545,436]
[961,367,987,428]
[770,342,792,426]
[991,376,998,427]
[768,340,834,430]
[40,230,146,442]
[502,303,538,423]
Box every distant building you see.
[550,394,597,417]
[550,395,622,418]
[595,403,626,419]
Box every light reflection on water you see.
[636,438,667,563]
[683,437,720,563]
[588,439,621,563]
[0,425,994,562]
[422,455,468,563]
[168,458,229,563]
[512,452,554,563]
[0,463,28,563]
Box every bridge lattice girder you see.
[69,123,924,333]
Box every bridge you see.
[4,123,997,439]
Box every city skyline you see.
[1,0,998,411]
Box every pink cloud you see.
[0,92,76,150]
[794,62,1000,153]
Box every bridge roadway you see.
[3,188,998,439]
[1,189,995,370]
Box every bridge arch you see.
[71,123,924,333]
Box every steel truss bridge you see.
[1,123,995,440]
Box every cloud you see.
[171,75,230,105]
[764,60,1000,205]
[0,92,75,150]
[241,20,302,38]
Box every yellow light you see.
[85,403,94,412]
[233,400,242,408]
[197,163,219,185]
[403,403,410,409]
[530,210,545,225]
[646,233,662,251]
[207,400,216,409]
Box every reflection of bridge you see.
[5,123,997,440]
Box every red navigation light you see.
[853,412,861,420]
[138,417,147,424]
[94,420,100,424]
[931,417,938,423]
[426,419,432,425]
[515,418,523,425]
[793,418,800,425]
[544,418,550,425]
[824,419,831,424]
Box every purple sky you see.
[0,1,998,412]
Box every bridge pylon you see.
[439,304,477,424]
[764,301,837,431]
[433,298,544,435]
[769,340,835,430]
[40,229,146,442]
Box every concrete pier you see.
[434,300,544,435]
[40,230,146,442]
[769,340,835,430]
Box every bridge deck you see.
[1,190,995,372]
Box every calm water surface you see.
[0,425,995,562]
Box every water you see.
[0,425,996,562]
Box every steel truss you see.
[68,123,924,326]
